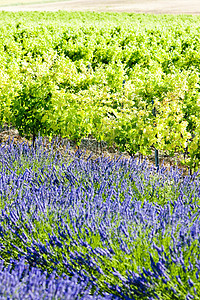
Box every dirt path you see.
[0,0,200,14]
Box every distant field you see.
[0,0,200,14]
[0,0,69,7]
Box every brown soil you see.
[0,0,200,14]
[0,129,189,175]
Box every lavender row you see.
[0,137,199,299]
[0,258,113,299]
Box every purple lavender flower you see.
[0,137,200,299]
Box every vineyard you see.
[0,11,200,299]
[1,11,200,171]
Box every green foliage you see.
[1,11,200,167]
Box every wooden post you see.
[152,99,159,171]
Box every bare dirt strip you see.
[0,0,200,14]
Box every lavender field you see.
[0,137,198,299]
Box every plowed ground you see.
[0,0,200,14]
